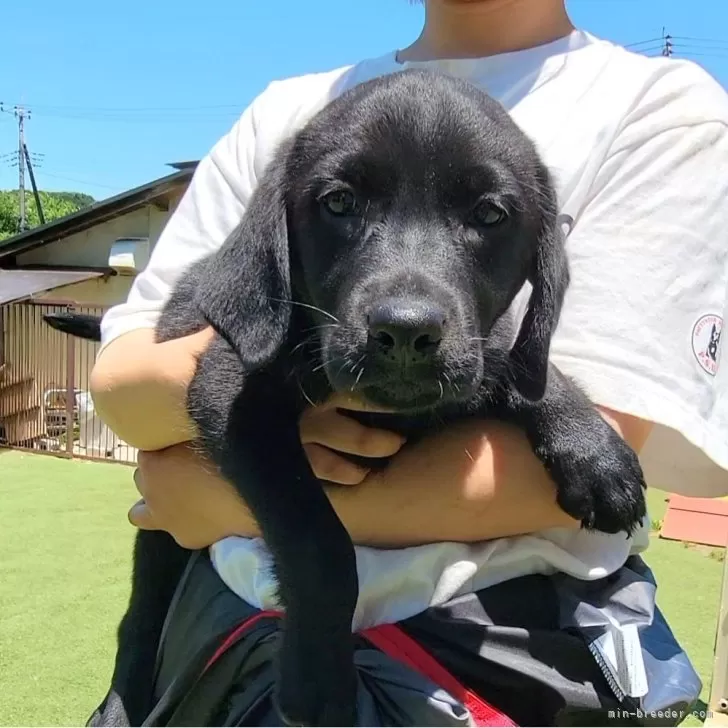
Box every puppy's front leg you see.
[498,366,647,534]
[189,337,359,727]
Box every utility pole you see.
[661,27,673,57]
[1,102,45,231]
[16,105,28,232]
[1,102,32,233]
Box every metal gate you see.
[0,301,137,465]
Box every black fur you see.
[44,311,102,341]
[45,69,646,727]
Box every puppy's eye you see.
[321,189,360,217]
[471,200,507,227]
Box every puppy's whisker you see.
[290,338,319,356]
[312,357,342,373]
[302,323,340,333]
[335,357,354,378]
[352,366,366,391]
[348,354,366,374]
[268,297,340,323]
[298,381,316,408]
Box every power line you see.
[625,37,665,49]
[625,31,728,60]
[671,36,728,48]
[0,107,239,126]
[34,170,121,192]
[629,37,728,62]
[627,32,728,60]
[632,44,668,55]
[676,50,728,60]
[4,101,244,113]
[0,99,245,126]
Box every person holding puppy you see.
[88,0,728,723]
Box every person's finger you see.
[128,499,160,530]
[303,443,370,485]
[300,409,404,458]
[133,466,145,495]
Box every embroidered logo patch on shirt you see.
[692,314,723,376]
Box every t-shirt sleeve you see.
[98,94,263,350]
[550,117,728,497]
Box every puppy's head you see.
[198,69,568,411]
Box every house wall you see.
[15,188,185,308]
[37,275,134,307]
[0,185,189,457]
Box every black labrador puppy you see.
[45,69,646,727]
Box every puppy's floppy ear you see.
[195,152,292,370]
[509,178,570,401]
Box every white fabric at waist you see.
[210,520,649,632]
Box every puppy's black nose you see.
[367,299,445,362]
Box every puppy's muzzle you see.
[366,297,446,368]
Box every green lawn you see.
[0,450,723,726]
[0,451,137,726]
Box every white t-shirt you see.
[101,31,728,635]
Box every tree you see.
[0,190,95,241]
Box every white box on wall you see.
[108,237,150,275]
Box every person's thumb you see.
[128,499,159,530]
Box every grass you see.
[643,488,723,726]
[0,450,724,726]
[0,450,137,726]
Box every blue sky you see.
[2,0,727,200]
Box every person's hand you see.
[128,392,406,547]
[299,393,407,485]
[129,443,258,549]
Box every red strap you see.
[204,610,517,727]
[203,609,282,672]
[362,623,517,727]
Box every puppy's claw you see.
[542,422,647,536]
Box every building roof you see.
[167,160,199,172]
[0,163,198,261]
[0,269,104,306]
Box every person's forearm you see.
[209,419,580,546]
[130,404,651,549]
[326,420,580,548]
[326,407,651,548]
[89,327,212,451]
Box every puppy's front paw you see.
[540,418,647,535]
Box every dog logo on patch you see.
[692,314,723,376]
